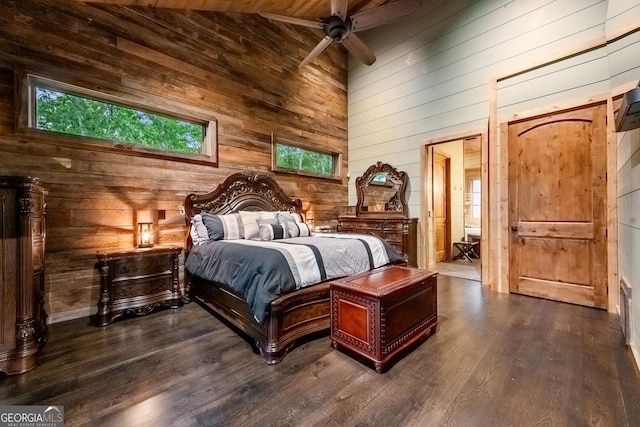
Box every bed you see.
[184,172,404,364]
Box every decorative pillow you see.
[258,223,288,241]
[286,221,312,238]
[190,214,210,245]
[239,211,261,240]
[277,211,303,224]
[258,211,278,222]
[257,217,279,226]
[201,212,243,241]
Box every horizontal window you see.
[36,87,203,154]
[16,73,217,165]
[272,135,341,180]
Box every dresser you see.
[339,162,418,267]
[0,176,47,375]
[96,246,183,326]
[338,216,417,267]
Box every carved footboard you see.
[263,282,331,363]
[189,274,330,364]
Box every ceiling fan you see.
[259,0,420,68]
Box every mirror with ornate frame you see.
[355,162,409,217]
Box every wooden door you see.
[433,151,450,262]
[508,103,607,308]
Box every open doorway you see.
[424,135,482,281]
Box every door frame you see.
[421,131,489,284]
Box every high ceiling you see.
[69,0,393,18]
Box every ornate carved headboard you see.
[184,172,303,226]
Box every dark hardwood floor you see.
[1,276,639,427]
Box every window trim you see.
[15,71,218,166]
[464,168,482,225]
[271,134,342,181]
[471,178,481,219]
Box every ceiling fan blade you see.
[331,0,348,21]
[340,33,376,65]
[258,11,325,29]
[300,35,334,68]
[350,0,420,32]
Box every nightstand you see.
[96,246,183,326]
[313,226,337,233]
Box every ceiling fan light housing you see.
[325,15,351,42]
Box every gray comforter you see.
[185,233,404,323]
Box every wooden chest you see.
[330,265,437,373]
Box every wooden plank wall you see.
[611,1,640,367]
[0,0,349,322]
[496,45,611,119]
[607,2,640,88]
[346,0,611,212]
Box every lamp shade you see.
[137,222,154,248]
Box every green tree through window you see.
[275,143,336,177]
[35,88,203,154]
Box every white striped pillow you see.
[286,221,312,238]
[201,212,243,240]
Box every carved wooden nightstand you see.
[96,246,183,326]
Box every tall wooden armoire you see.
[0,176,47,375]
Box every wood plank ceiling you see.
[69,0,393,17]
